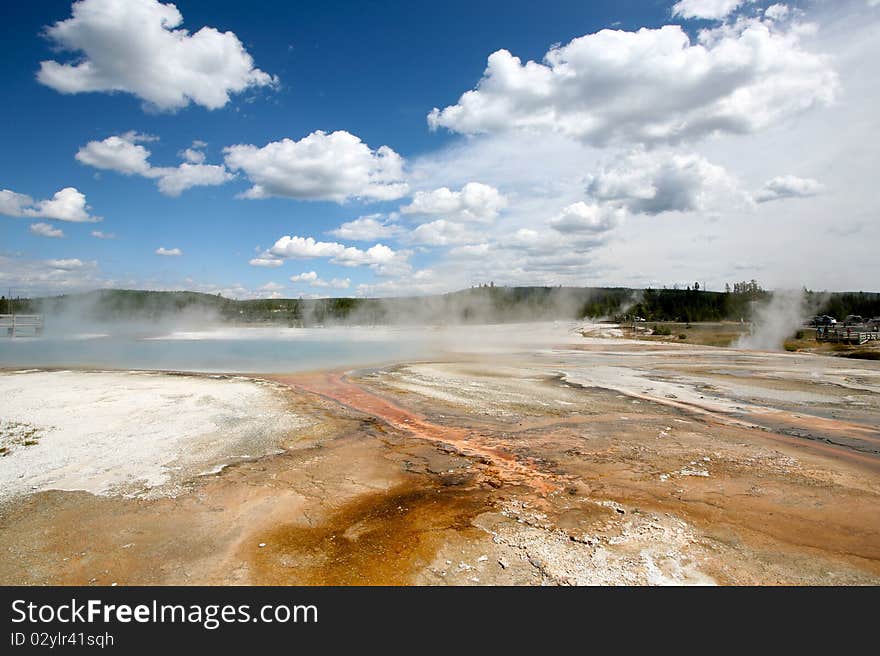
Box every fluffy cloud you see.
[753,175,823,202]
[37,0,276,111]
[449,243,491,258]
[91,230,115,239]
[355,269,440,297]
[289,270,351,289]
[180,145,206,164]
[1,187,100,222]
[155,163,233,196]
[501,228,604,256]
[764,4,790,21]
[328,214,401,241]
[45,258,86,270]
[269,235,410,275]
[248,256,284,267]
[28,188,98,222]
[155,247,182,256]
[427,19,837,146]
[224,131,408,202]
[671,0,749,20]
[0,255,105,296]
[271,236,349,259]
[408,220,482,246]
[547,202,624,233]
[75,132,153,174]
[289,271,319,283]
[587,150,742,214]
[76,132,234,196]
[30,222,65,238]
[400,182,506,223]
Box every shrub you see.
[678,333,687,339]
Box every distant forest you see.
[2,283,879,327]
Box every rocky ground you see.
[1,329,879,585]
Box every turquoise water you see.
[0,329,433,373]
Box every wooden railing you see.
[0,314,44,337]
[815,328,879,345]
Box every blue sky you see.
[1,0,878,298]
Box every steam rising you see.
[735,290,808,351]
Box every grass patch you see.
[0,420,44,454]
[633,322,750,346]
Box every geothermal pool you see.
[0,326,434,373]
[0,322,584,373]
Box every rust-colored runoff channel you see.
[272,371,562,494]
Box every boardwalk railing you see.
[815,327,879,345]
[0,314,44,337]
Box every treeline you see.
[625,287,764,322]
[13,285,880,327]
[0,296,30,314]
[808,291,880,320]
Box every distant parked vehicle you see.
[810,315,837,327]
[843,315,865,326]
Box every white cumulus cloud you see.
[37,0,277,111]
[408,220,482,246]
[155,247,182,256]
[154,163,233,196]
[587,150,743,215]
[764,4,790,21]
[427,19,837,146]
[289,271,350,289]
[449,243,491,258]
[671,0,749,21]
[75,131,154,174]
[46,258,85,270]
[249,256,284,267]
[1,187,100,222]
[76,132,234,196]
[29,223,65,238]
[270,235,410,276]
[328,214,401,241]
[548,202,624,234]
[753,175,823,202]
[223,130,408,203]
[289,271,319,283]
[180,146,206,164]
[400,182,506,223]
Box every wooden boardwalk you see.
[816,327,880,345]
[0,314,44,337]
